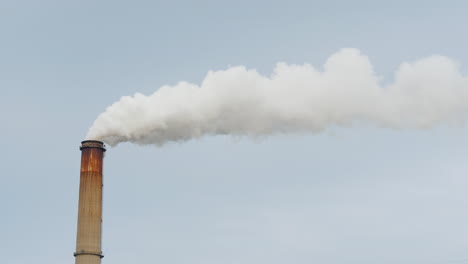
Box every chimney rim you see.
[80,140,106,151]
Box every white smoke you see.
[86,48,468,147]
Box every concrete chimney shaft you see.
[74,140,106,264]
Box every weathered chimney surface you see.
[75,140,106,264]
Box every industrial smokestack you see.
[74,140,106,264]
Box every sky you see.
[1,0,468,263]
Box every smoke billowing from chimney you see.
[86,48,468,146]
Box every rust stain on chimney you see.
[74,140,106,264]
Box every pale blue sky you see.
[2,1,468,263]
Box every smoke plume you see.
[86,48,468,146]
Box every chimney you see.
[74,140,106,264]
